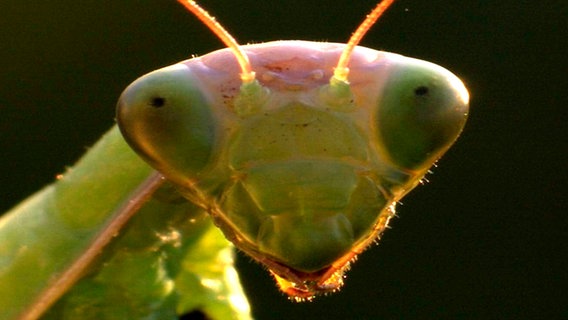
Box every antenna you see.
[333,0,396,82]
[177,0,255,83]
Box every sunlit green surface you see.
[0,128,250,320]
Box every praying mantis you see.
[0,0,469,319]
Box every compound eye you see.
[374,58,469,170]
[117,64,215,185]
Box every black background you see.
[0,1,565,319]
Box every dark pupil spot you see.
[414,86,429,96]
[149,97,166,108]
[179,310,209,320]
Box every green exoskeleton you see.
[0,0,469,318]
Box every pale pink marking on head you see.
[177,0,396,86]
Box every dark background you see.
[0,1,565,319]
